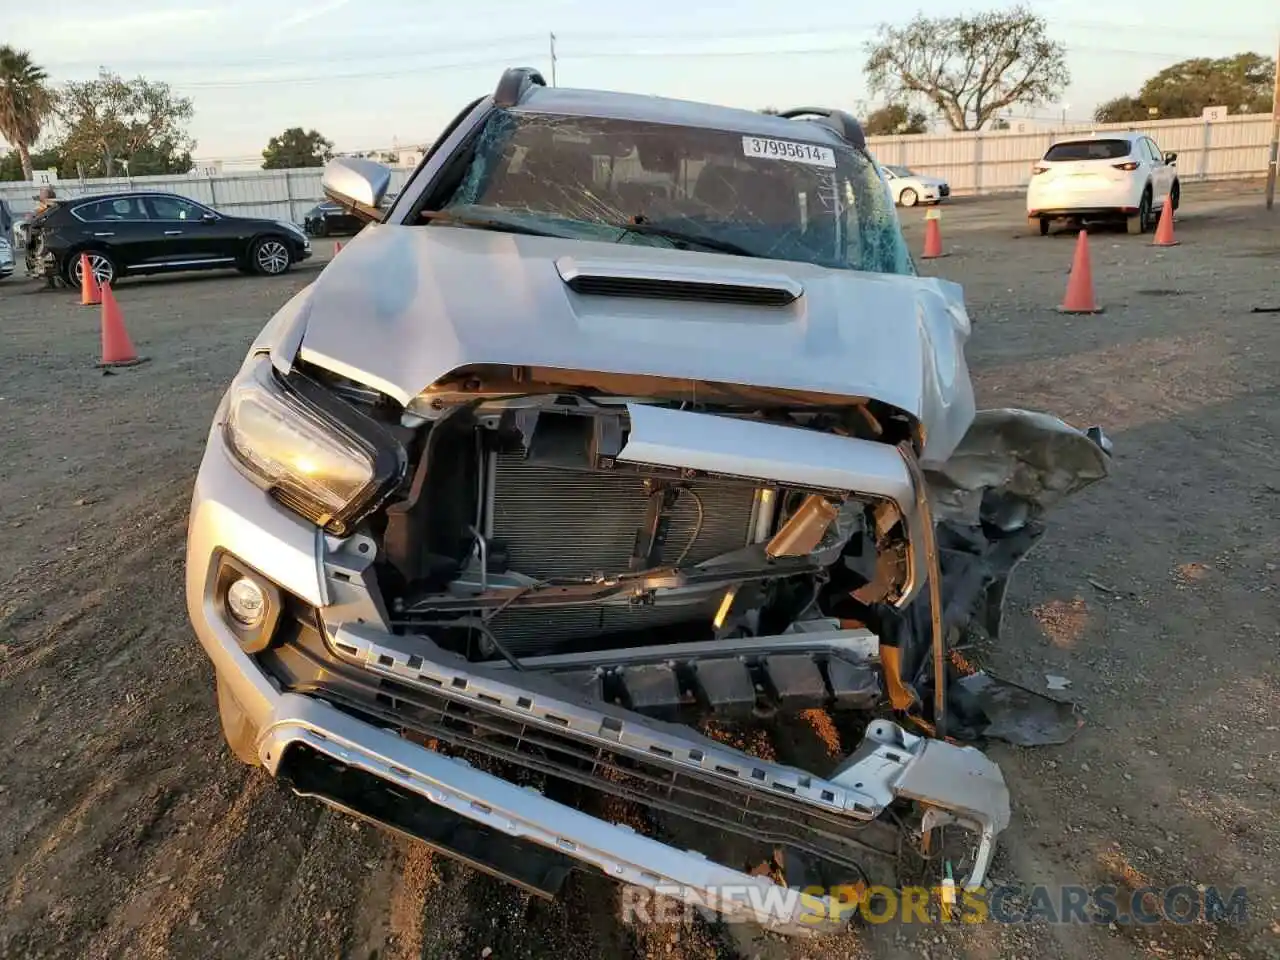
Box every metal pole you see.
[1267,32,1280,210]
[549,32,558,87]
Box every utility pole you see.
[1267,32,1280,210]
[549,32,558,87]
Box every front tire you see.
[66,249,117,288]
[250,236,292,276]
[1170,180,1181,211]
[1028,216,1050,236]
[899,188,918,208]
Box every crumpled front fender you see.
[925,408,1112,528]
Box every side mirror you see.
[322,157,392,223]
[1164,152,1177,165]
[200,212,217,223]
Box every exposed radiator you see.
[490,453,757,580]
[486,452,758,655]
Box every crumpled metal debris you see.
[955,670,1082,746]
[925,409,1112,529]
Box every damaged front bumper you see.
[188,419,1011,936]
[208,613,1010,934]
[251,672,1009,934]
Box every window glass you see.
[75,196,150,221]
[146,196,207,220]
[442,109,915,276]
[1044,139,1132,161]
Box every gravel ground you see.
[1,185,1277,960]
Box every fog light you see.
[226,577,267,626]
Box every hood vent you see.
[556,257,802,307]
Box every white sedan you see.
[880,165,951,207]
[1026,131,1180,235]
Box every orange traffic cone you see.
[80,253,102,306]
[921,208,946,259]
[98,283,149,368]
[1151,201,1179,247]
[1058,230,1104,314]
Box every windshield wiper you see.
[419,208,564,239]
[613,221,757,258]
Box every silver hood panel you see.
[293,224,976,463]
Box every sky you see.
[0,0,1272,164]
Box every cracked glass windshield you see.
[441,109,915,276]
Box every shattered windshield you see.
[441,109,915,276]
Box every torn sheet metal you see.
[954,671,1083,746]
[925,408,1112,528]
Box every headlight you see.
[222,356,405,534]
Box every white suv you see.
[1026,132,1179,236]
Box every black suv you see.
[25,190,312,287]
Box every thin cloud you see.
[264,0,356,40]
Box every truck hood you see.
[292,223,976,464]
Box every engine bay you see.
[347,379,918,676]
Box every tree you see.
[56,70,195,177]
[1093,95,1148,124]
[0,146,63,181]
[1094,53,1275,123]
[0,46,56,182]
[865,7,1068,131]
[863,103,930,136]
[262,127,334,169]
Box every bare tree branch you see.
[864,6,1068,131]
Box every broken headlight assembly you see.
[222,355,405,535]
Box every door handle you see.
[164,230,182,236]
[92,232,115,237]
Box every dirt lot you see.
[1,186,1277,960]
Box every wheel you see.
[1127,189,1153,235]
[66,250,117,288]
[1029,216,1049,236]
[899,188,918,208]
[250,236,292,276]
[1170,180,1180,211]
[216,673,262,766]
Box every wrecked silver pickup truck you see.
[184,68,1111,934]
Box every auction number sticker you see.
[742,136,836,168]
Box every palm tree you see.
[0,46,55,182]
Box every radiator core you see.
[486,452,758,653]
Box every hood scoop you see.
[555,256,802,307]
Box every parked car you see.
[0,199,14,279]
[185,68,1111,934]
[881,164,950,206]
[304,192,399,237]
[24,190,311,287]
[1026,131,1179,235]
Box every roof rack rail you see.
[777,108,866,151]
[494,67,547,108]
